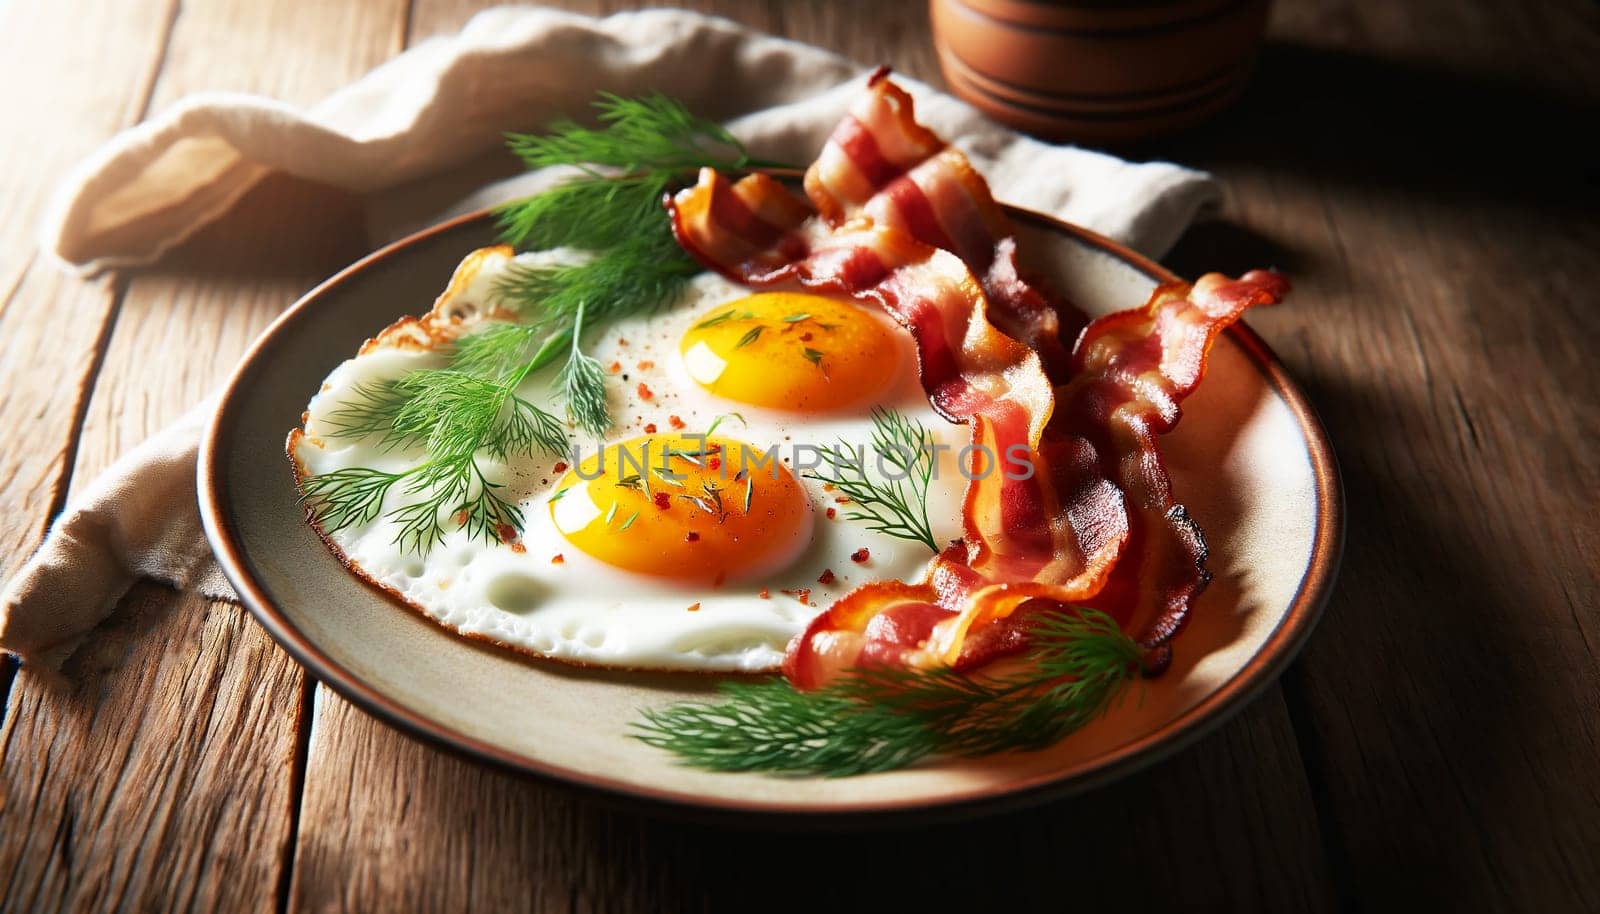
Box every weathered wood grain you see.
[0,1,187,901]
[0,0,176,580]
[1,0,404,912]
[289,688,1333,914]
[0,586,308,913]
[1159,2,1600,910]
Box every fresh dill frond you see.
[323,382,414,452]
[450,322,544,378]
[634,609,1143,776]
[388,458,521,554]
[483,393,570,461]
[491,230,701,326]
[807,407,940,553]
[387,369,564,459]
[496,93,784,252]
[493,172,673,254]
[505,92,766,175]
[302,338,569,550]
[555,301,610,436]
[298,466,405,532]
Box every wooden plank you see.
[405,0,941,79]
[1161,0,1600,908]
[0,0,182,900]
[281,3,1338,912]
[291,688,1334,913]
[0,0,174,579]
[0,586,309,912]
[0,0,407,911]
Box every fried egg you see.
[290,247,967,671]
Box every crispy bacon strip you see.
[666,73,1289,689]
[1066,271,1291,656]
[805,68,1006,268]
[806,69,1085,377]
[780,271,1288,688]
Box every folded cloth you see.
[3,6,1217,666]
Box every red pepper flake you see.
[637,382,654,400]
[552,461,568,473]
[653,491,672,510]
[617,337,629,346]
[607,360,622,374]
[822,483,836,492]
[551,554,565,565]
[708,456,721,471]
[759,587,771,599]
[685,531,700,542]
[643,422,658,434]
[825,507,837,520]
[800,332,814,342]
[453,509,469,525]
[668,414,685,430]
[850,547,870,564]
[817,568,836,585]
[510,543,527,554]
[782,588,812,605]
[687,602,701,612]
[834,496,852,504]
[496,523,518,544]
[637,360,655,370]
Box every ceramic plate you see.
[199,208,1341,823]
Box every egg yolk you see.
[678,292,901,411]
[548,434,811,583]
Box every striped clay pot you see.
[930,0,1271,144]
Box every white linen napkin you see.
[1,6,1217,665]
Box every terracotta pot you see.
[930,0,1270,144]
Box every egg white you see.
[291,248,968,672]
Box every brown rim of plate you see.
[197,206,1344,827]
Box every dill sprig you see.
[491,230,702,328]
[634,609,1142,776]
[807,408,941,553]
[554,301,610,436]
[495,93,780,251]
[304,364,569,552]
[492,93,786,323]
[494,173,671,254]
[302,92,794,554]
[503,93,785,188]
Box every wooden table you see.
[2,1,1595,910]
